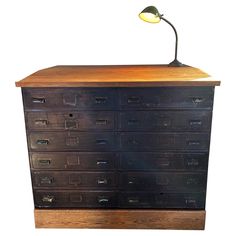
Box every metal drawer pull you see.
[35,120,48,126]
[185,199,197,204]
[127,96,140,103]
[192,97,203,104]
[96,139,107,145]
[98,197,109,203]
[128,198,139,203]
[42,195,54,203]
[96,119,108,125]
[187,159,199,166]
[40,176,53,184]
[32,97,46,104]
[95,97,107,104]
[190,120,202,126]
[97,178,108,184]
[36,139,49,145]
[96,160,108,165]
[38,159,51,166]
[188,141,200,146]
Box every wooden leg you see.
[34,209,205,230]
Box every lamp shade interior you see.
[139,6,161,23]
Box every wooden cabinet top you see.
[15,65,220,87]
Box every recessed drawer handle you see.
[192,97,203,104]
[185,199,197,205]
[70,195,83,203]
[128,119,139,124]
[95,97,107,104]
[96,160,108,165]
[35,120,48,126]
[187,159,199,166]
[66,137,80,146]
[96,119,108,125]
[40,176,53,184]
[98,197,109,203]
[36,139,49,145]
[32,98,46,104]
[42,195,54,203]
[186,178,198,185]
[96,139,107,145]
[156,178,169,185]
[65,120,78,129]
[128,198,139,203]
[127,96,140,103]
[159,161,170,167]
[189,120,202,126]
[129,139,139,145]
[188,141,200,146]
[38,159,51,166]
[69,176,82,185]
[97,178,108,184]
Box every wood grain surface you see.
[34,209,206,229]
[15,65,220,87]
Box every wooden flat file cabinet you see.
[16,65,220,229]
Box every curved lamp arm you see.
[161,17,183,66]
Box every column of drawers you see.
[22,87,214,209]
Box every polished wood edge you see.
[34,209,206,230]
[15,81,220,87]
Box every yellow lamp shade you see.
[139,6,161,23]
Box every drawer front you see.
[29,132,117,151]
[32,171,117,189]
[120,152,208,171]
[26,111,115,131]
[30,152,118,170]
[23,88,117,110]
[119,111,212,131]
[119,192,205,209]
[120,172,207,192]
[120,133,210,151]
[119,87,214,109]
[34,190,118,208]
[34,190,205,209]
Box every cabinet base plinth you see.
[34,209,205,230]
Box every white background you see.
[0,0,236,235]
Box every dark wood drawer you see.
[119,87,214,109]
[120,132,210,151]
[22,88,117,110]
[119,111,212,131]
[120,152,208,171]
[34,190,118,208]
[120,172,207,192]
[25,111,115,131]
[32,171,117,189]
[30,152,118,170]
[119,192,205,209]
[34,190,205,209]
[29,132,117,151]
